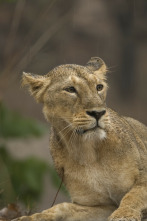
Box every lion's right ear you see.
[22,72,49,103]
[86,57,107,80]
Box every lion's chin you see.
[86,128,106,141]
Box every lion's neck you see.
[53,125,107,165]
[67,138,98,165]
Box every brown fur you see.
[14,57,147,221]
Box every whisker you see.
[68,130,75,148]
[56,125,73,146]
[58,123,73,135]
[68,129,78,149]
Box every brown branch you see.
[15,12,70,73]
[4,0,26,61]
[0,12,70,90]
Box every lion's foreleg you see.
[109,185,147,221]
[13,202,116,221]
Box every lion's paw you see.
[108,207,142,221]
[12,216,32,221]
[12,213,55,221]
[12,207,63,221]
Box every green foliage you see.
[0,102,67,208]
[0,149,16,207]
[0,146,67,208]
[0,102,47,138]
[0,146,48,207]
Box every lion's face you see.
[22,57,108,139]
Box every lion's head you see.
[22,57,109,140]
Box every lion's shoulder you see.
[124,116,147,145]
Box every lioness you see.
[14,57,147,221]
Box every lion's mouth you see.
[76,125,99,135]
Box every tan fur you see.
[14,57,147,221]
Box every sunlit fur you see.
[16,57,147,221]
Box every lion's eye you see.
[96,84,103,91]
[64,86,77,93]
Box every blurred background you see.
[0,0,147,219]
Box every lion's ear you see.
[86,57,107,77]
[22,72,49,103]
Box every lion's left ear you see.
[86,57,107,77]
[22,72,49,103]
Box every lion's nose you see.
[86,110,106,121]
